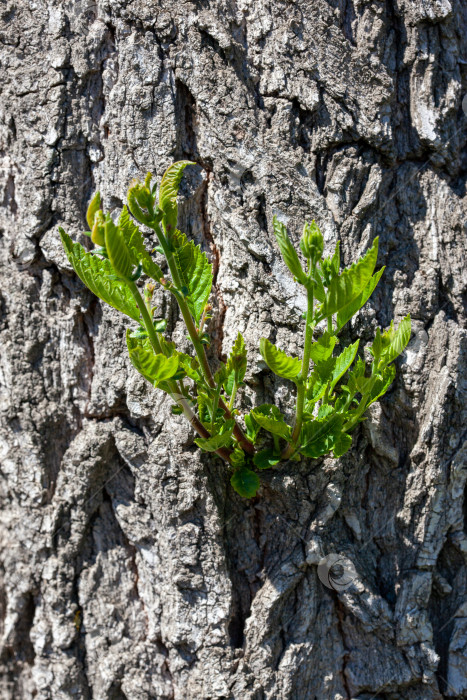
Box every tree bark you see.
[1,0,466,698]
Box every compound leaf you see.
[60,229,140,321]
[260,338,302,382]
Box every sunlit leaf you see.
[172,230,212,323]
[259,338,302,381]
[159,160,195,233]
[60,229,140,321]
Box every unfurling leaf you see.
[370,315,411,368]
[259,338,302,381]
[159,161,195,233]
[60,229,140,321]
[172,230,212,323]
[251,404,291,440]
[272,216,307,284]
[126,331,179,385]
[118,207,164,282]
[86,191,101,230]
[105,218,133,279]
[195,432,234,451]
[224,332,248,394]
[336,267,384,331]
[320,237,379,317]
[230,467,260,498]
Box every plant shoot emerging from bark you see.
[59,162,411,497]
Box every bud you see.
[91,210,106,246]
[86,191,101,230]
[127,173,156,225]
[300,221,324,263]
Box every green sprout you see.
[60,161,411,498]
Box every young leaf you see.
[253,448,281,470]
[86,191,101,230]
[329,340,359,391]
[251,404,291,440]
[172,230,213,323]
[60,229,140,321]
[333,432,352,458]
[320,237,379,317]
[105,218,133,279]
[230,467,260,498]
[336,267,384,331]
[159,161,195,233]
[126,331,179,384]
[195,431,234,452]
[119,207,164,282]
[244,413,262,444]
[226,332,247,383]
[272,216,307,284]
[368,364,396,404]
[309,332,337,364]
[299,414,344,458]
[259,338,302,382]
[373,315,411,368]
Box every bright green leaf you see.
[105,218,133,279]
[321,237,379,317]
[299,414,344,458]
[330,340,359,391]
[251,404,291,440]
[159,161,195,233]
[60,229,140,321]
[126,330,179,384]
[226,332,247,384]
[336,267,384,331]
[309,332,337,364]
[118,206,164,281]
[259,338,302,381]
[195,431,234,452]
[172,230,213,323]
[272,216,307,284]
[376,314,412,368]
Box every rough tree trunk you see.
[1,0,466,698]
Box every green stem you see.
[281,284,314,460]
[150,222,255,456]
[127,281,232,463]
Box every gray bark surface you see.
[1,0,466,698]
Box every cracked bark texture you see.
[1,0,466,698]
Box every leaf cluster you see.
[59,163,411,499]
